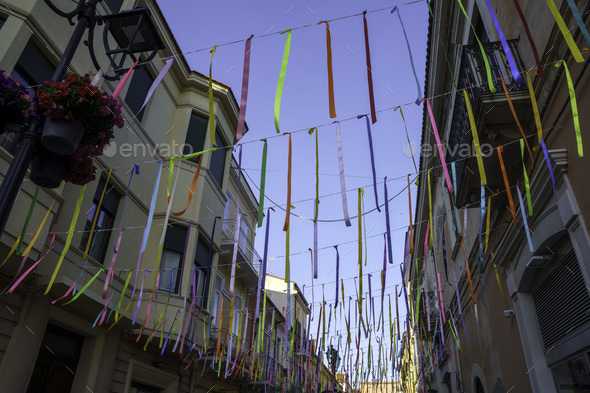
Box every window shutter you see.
[163,224,187,254]
[184,113,207,158]
[94,176,120,216]
[124,66,153,121]
[194,238,211,268]
[532,248,590,349]
[14,40,55,86]
[210,129,227,186]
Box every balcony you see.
[445,39,535,208]
[220,217,261,287]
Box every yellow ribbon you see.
[208,45,217,145]
[45,184,86,294]
[546,0,585,63]
[168,147,217,197]
[275,29,292,134]
[526,68,543,150]
[0,236,20,271]
[83,169,114,260]
[116,269,134,320]
[521,139,533,216]
[463,89,487,185]
[556,59,583,157]
[494,262,507,303]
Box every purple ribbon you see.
[359,114,380,212]
[484,0,523,84]
[131,57,174,118]
[453,266,467,341]
[178,220,193,296]
[161,309,181,355]
[403,228,410,274]
[261,207,274,289]
[229,145,243,298]
[541,139,555,197]
[202,217,219,308]
[334,245,340,308]
[236,35,254,141]
[382,233,387,304]
[314,204,318,278]
[384,177,393,264]
[334,120,351,226]
[517,180,535,253]
[132,269,151,325]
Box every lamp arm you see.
[43,0,86,26]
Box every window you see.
[159,223,188,294]
[103,0,123,13]
[183,113,207,161]
[552,352,590,392]
[233,292,242,335]
[0,16,6,30]
[211,273,224,329]
[79,176,121,263]
[130,381,160,393]
[210,129,227,186]
[194,237,212,308]
[124,66,153,121]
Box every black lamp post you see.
[0,0,164,236]
[327,344,341,393]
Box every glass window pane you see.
[210,130,226,186]
[553,354,590,393]
[159,250,181,293]
[184,113,207,160]
[125,66,153,121]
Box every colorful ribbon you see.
[457,0,496,93]
[236,35,254,141]
[8,232,56,293]
[359,114,380,211]
[484,0,522,83]
[208,46,217,145]
[63,268,105,305]
[521,139,533,216]
[556,59,582,157]
[407,175,414,254]
[485,192,493,252]
[541,139,555,197]
[517,180,535,252]
[463,89,487,185]
[335,121,351,226]
[131,57,174,118]
[256,139,268,227]
[395,106,419,176]
[423,98,454,193]
[168,148,217,197]
[358,189,363,316]
[567,0,590,46]
[452,267,467,341]
[172,155,202,216]
[45,184,85,294]
[437,272,446,324]
[362,11,377,123]
[546,0,585,62]
[497,146,517,223]
[134,159,162,293]
[384,178,393,265]
[392,6,422,104]
[500,78,533,163]
[112,61,137,99]
[82,169,113,261]
[103,228,124,299]
[428,170,434,249]
[334,246,340,308]
[283,132,292,231]
[16,186,39,255]
[526,68,544,149]
[319,21,336,118]
[275,29,292,134]
[494,263,507,303]
[309,127,319,222]
[512,0,543,76]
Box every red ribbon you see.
[362,11,377,124]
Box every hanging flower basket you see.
[41,116,86,155]
[36,73,124,185]
[30,147,68,189]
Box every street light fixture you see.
[0,0,164,236]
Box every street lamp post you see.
[0,0,163,237]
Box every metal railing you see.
[222,218,261,271]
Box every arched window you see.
[475,377,485,393]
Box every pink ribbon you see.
[334,121,351,226]
[103,229,124,299]
[9,232,56,293]
[423,98,454,193]
[112,61,138,99]
[437,272,446,324]
[236,35,254,141]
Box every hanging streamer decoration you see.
[392,6,422,104]
[456,0,496,93]
[512,0,543,76]
[423,98,454,193]
[521,139,533,216]
[131,57,174,118]
[283,132,292,231]
[556,59,583,157]
[334,246,340,308]
[335,121,351,226]
[526,68,544,149]
[236,35,254,141]
[546,0,585,63]
[566,0,590,46]
[384,178,393,265]
[257,139,268,227]
[208,46,217,145]
[319,21,337,118]
[463,89,487,185]
[500,78,533,163]
[359,114,380,211]
[362,11,377,124]
[407,174,414,254]
[16,186,39,255]
[395,106,419,176]
[516,180,535,253]
[82,169,113,261]
[494,263,507,303]
[497,146,517,223]
[541,139,556,197]
[275,29,292,134]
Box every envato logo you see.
[103,140,193,158]
[403,141,494,159]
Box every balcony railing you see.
[446,39,528,207]
[222,218,261,271]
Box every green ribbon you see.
[257,139,268,227]
[63,268,104,305]
[45,185,87,295]
[17,186,40,255]
[209,46,217,145]
[309,127,319,222]
[556,60,582,157]
[521,139,533,216]
[274,29,292,134]
[457,0,496,93]
[168,147,218,197]
[116,268,134,320]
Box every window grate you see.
[532,248,590,350]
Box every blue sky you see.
[156,0,429,365]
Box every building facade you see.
[408,0,590,393]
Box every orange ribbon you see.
[462,239,477,305]
[500,78,533,163]
[319,21,336,118]
[171,154,203,216]
[497,146,517,223]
